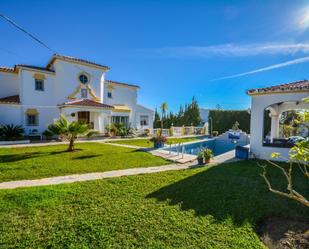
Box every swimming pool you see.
[163,138,249,156]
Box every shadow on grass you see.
[72,155,101,160]
[0,150,76,163]
[146,160,309,226]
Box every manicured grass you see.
[107,136,201,148]
[0,160,307,248]
[0,143,169,182]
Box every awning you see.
[113,105,131,112]
[25,108,39,115]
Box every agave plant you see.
[0,124,24,139]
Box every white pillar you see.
[100,74,105,104]
[98,113,105,133]
[270,114,280,141]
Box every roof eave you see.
[247,89,309,96]
[15,65,55,74]
[48,55,110,72]
[59,104,114,110]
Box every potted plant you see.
[150,134,167,148]
[197,151,204,165]
[42,129,53,140]
[105,124,118,137]
[203,148,213,164]
[212,131,219,137]
[144,128,151,137]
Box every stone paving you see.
[0,162,199,190]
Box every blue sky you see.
[1,0,309,111]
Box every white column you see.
[98,113,105,133]
[100,74,105,104]
[270,114,280,141]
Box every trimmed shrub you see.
[209,110,250,134]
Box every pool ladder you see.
[176,143,185,158]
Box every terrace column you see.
[270,114,280,141]
[98,113,105,133]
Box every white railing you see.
[150,126,208,136]
[152,129,169,136]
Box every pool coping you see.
[151,138,248,164]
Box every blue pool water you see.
[163,138,249,156]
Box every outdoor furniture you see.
[235,146,249,159]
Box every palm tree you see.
[160,102,168,135]
[48,115,91,152]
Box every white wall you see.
[104,83,138,126]
[0,104,21,125]
[104,83,137,108]
[250,91,309,160]
[0,72,19,98]
[19,69,55,106]
[53,60,105,104]
[134,104,154,129]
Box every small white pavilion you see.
[247,80,309,160]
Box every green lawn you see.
[0,143,169,182]
[107,136,201,148]
[0,160,308,248]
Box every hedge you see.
[208,110,250,134]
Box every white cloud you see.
[211,56,309,81]
[153,43,309,58]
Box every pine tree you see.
[153,108,161,128]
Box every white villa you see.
[248,80,309,160]
[0,54,154,135]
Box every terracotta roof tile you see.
[0,66,16,73]
[105,79,139,88]
[63,99,114,109]
[16,65,55,72]
[0,95,20,104]
[247,80,309,95]
[48,54,110,70]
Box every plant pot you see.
[154,141,164,148]
[204,158,211,164]
[197,157,204,165]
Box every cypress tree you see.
[153,108,161,128]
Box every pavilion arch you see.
[263,100,308,142]
[247,80,309,160]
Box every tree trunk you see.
[67,137,75,152]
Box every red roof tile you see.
[0,95,20,104]
[247,80,309,95]
[105,79,139,88]
[0,66,15,73]
[16,65,55,72]
[47,54,110,70]
[63,99,114,109]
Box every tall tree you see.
[160,102,168,132]
[153,107,161,128]
[188,97,201,126]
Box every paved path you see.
[0,135,205,148]
[0,162,200,190]
[102,142,145,149]
[150,149,197,163]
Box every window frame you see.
[140,115,149,126]
[81,89,88,99]
[35,79,44,91]
[107,91,112,98]
[26,114,39,126]
[79,74,89,85]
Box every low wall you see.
[0,140,30,145]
